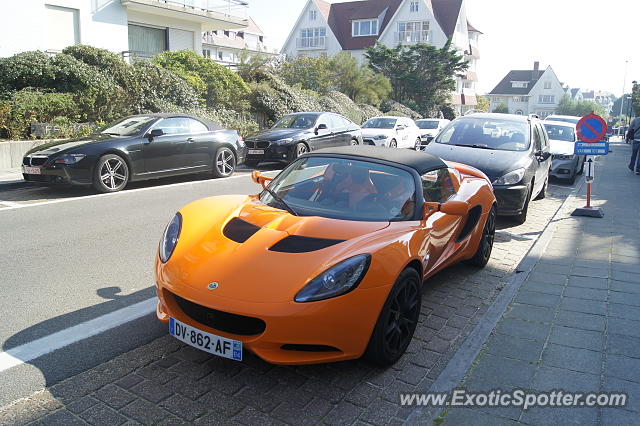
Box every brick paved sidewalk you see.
[0,165,574,425]
[439,142,640,425]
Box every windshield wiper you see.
[454,143,496,150]
[102,132,121,136]
[264,187,298,216]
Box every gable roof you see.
[431,0,463,37]
[489,69,546,95]
[466,20,482,34]
[571,88,580,97]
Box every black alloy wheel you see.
[350,139,359,146]
[290,142,309,162]
[365,268,422,366]
[212,147,236,178]
[389,139,398,148]
[93,154,129,193]
[414,138,422,151]
[466,205,497,267]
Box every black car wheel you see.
[294,142,308,159]
[535,176,548,200]
[212,147,236,178]
[414,138,422,151]
[389,139,398,148]
[365,268,421,366]
[93,154,129,193]
[514,184,532,225]
[466,205,496,267]
[350,139,359,146]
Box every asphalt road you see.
[0,166,283,407]
[0,165,576,408]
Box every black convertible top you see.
[307,146,447,174]
[129,113,223,131]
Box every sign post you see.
[571,114,608,218]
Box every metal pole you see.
[620,60,628,119]
[586,182,591,208]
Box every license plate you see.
[169,317,242,361]
[248,149,264,155]
[22,166,41,175]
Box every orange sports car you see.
[155,146,497,366]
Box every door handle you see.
[187,138,195,143]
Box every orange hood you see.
[161,195,390,303]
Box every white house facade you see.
[281,0,481,115]
[488,63,565,118]
[0,0,249,61]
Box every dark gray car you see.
[424,113,551,224]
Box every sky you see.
[248,0,639,98]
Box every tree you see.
[365,39,469,116]
[556,95,606,118]
[476,95,490,112]
[277,56,335,93]
[492,103,508,113]
[632,82,639,116]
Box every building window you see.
[310,10,317,20]
[513,96,527,102]
[539,95,555,104]
[397,21,430,43]
[298,27,326,48]
[410,1,419,12]
[544,81,551,89]
[511,81,528,88]
[46,5,80,52]
[128,24,167,59]
[228,31,236,40]
[352,19,378,37]
[463,81,472,89]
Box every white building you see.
[202,16,275,68]
[281,0,481,115]
[488,62,565,118]
[0,0,249,61]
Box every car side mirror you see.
[148,128,164,140]
[440,200,469,216]
[536,150,551,161]
[315,123,328,135]
[251,170,273,189]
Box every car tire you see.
[291,142,309,161]
[578,159,585,175]
[465,205,496,268]
[364,268,421,366]
[568,173,576,185]
[350,138,359,146]
[389,139,397,148]
[212,146,236,178]
[514,184,532,225]
[93,154,129,193]
[414,138,422,151]
[244,160,260,168]
[534,176,548,200]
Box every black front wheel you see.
[465,205,496,267]
[365,268,422,366]
[212,147,236,178]
[350,139,359,146]
[414,138,422,151]
[93,154,129,193]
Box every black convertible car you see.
[22,114,246,192]
[244,112,363,166]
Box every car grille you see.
[246,141,271,149]
[23,156,48,166]
[171,292,266,336]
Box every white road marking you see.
[0,298,157,373]
[0,170,280,213]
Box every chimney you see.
[533,61,540,77]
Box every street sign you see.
[584,156,595,183]
[576,113,608,143]
[575,141,609,155]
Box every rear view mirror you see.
[251,170,273,189]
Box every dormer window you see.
[352,19,378,37]
[511,81,528,88]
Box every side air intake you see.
[222,217,260,243]
[270,235,345,253]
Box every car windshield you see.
[272,114,318,129]
[260,156,416,222]
[435,117,530,151]
[544,124,576,142]
[416,120,440,130]
[362,118,397,129]
[100,116,157,136]
[546,116,580,124]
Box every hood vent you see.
[223,217,260,243]
[270,235,345,253]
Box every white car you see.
[415,118,450,149]
[543,120,585,184]
[543,114,581,125]
[360,116,422,150]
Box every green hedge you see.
[380,99,422,120]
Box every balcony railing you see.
[395,30,431,44]
[142,0,248,18]
[296,36,326,49]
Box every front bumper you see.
[21,160,93,186]
[550,157,578,180]
[362,138,388,147]
[155,277,391,365]
[244,142,294,164]
[418,135,435,148]
[493,184,529,216]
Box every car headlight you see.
[54,154,86,164]
[275,138,294,144]
[493,168,526,186]
[159,213,182,263]
[553,154,574,160]
[373,135,388,140]
[294,254,371,303]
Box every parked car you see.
[544,114,581,125]
[415,118,450,149]
[243,112,362,167]
[361,116,421,150]
[424,113,551,224]
[543,120,584,184]
[155,146,496,366]
[21,114,245,193]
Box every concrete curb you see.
[404,178,585,425]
